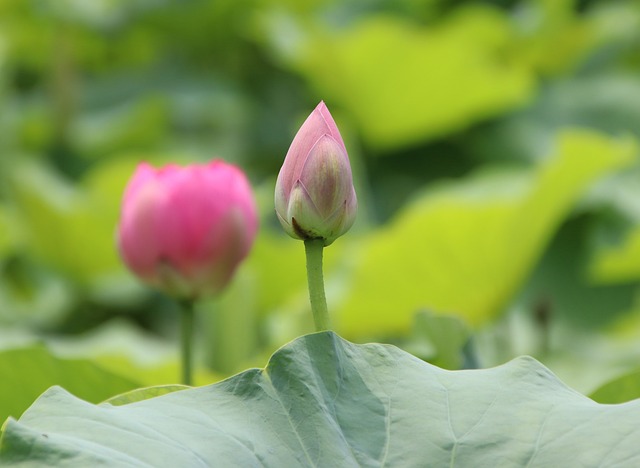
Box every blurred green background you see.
[2,0,640,420]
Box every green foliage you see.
[0,206,18,257]
[283,7,535,149]
[336,131,636,335]
[590,224,640,284]
[590,368,640,404]
[8,162,124,283]
[405,310,470,370]
[104,385,189,406]
[3,332,640,466]
[0,345,139,422]
[0,320,222,421]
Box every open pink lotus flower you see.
[275,101,357,246]
[117,160,258,299]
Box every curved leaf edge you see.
[3,331,639,467]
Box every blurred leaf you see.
[0,206,18,258]
[464,74,640,166]
[15,104,55,152]
[104,384,189,406]
[93,355,220,388]
[41,0,166,29]
[4,332,640,466]
[579,308,640,394]
[9,162,123,283]
[586,164,640,285]
[590,225,640,283]
[244,231,307,315]
[203,271,260,374]
[590,369,640,404]
[0,345,139,422]
[405,310,470,370]
[336,130,637,336]
[472,301,640,395]
[73,96,170,159]
[46,319,221,387]
[516,214,637,333]
[537,76,640,138]
[513,0,600,76]
[230,228,346,317]
[0,256,73,327]
[282,7,535,148]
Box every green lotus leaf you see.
[2,332,640,466]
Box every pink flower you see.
[275,101,357,246]
[117,160,258,298]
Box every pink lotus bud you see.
[275,101,357,246]
[117,160,258,299]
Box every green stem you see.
[304,239,331,331]
[180,299,195,385]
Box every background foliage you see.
[1,0,640,422]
